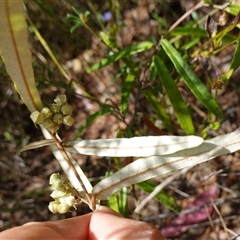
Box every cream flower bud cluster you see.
[30,94,74,133]
[48,173,77,214]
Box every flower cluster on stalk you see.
[30,94,74,133]
[48,173,79,214]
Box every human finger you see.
[89,206,165,240]
[0,213,92,240]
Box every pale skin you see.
[0,206,165,240]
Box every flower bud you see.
[50,104,61,113]
[30,111,44,124]
[50,189,68,198]
[52,113,63,124]
[48,200,59,214]
[42,118,54,128]
[63,115,74,126]
[50,182,66,192]
[49,173,61,185]
[59,195,75,207]
[57,203,70,214]
[42,119,59,133]
[54,95,67,106]
[61,103,73,115]
[41,107,52,119]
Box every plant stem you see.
[50,132,95,210]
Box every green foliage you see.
[74,106,113,139]
[153,55,195,134]
[87,41,153,73]
[143,89,173,132]
[66,7,90,33]
[137,180,180,213]
[160,39,224,120]
[1,0,240,223]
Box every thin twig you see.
[166,1,204,35]
[50,132,95,210]
[166,2,230,35]
[212,202,231,240]
[134,167,189,213]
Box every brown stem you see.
[50,132,95,210]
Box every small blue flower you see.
[102,11,112,22]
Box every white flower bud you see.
[59,195,75,207]
[57,203,70,214]
[48,201,59,214]
[50,189,67,198]
[49,173,61,185]
[50,182,67,192]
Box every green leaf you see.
[161,39,223,119]
[153,55,195,134]
[107,187,128,216]
[74,106,113,139]
[137,180,180,212]
[230,33,240,72]
[170,27,207,38]
[143,89,173,132]
[212,13,240,46]
[108,193,119,213]
[67,9,90,33]
[180,37,200,51]
[226,4,240,16]
[120,72,135,113]
[118,187,128,217]
[203,0,213,4]
[88,41,153,72]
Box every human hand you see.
[0,206,165,240]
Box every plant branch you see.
[50,132,95,210]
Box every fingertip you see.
[95,206,123,217]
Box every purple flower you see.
[102,11,112,22]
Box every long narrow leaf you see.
[92,128,240,200]
[0,0,43,112]
[21,139,55,152]
[230,33,240,72]
[170,27,206,37]
[88,41,153,72]
[64,135,203,157]
[226,4,240,16]
[120,72,135,113]
[143,89,173,132]
[154,55,195,134]
[161,39,223,119]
